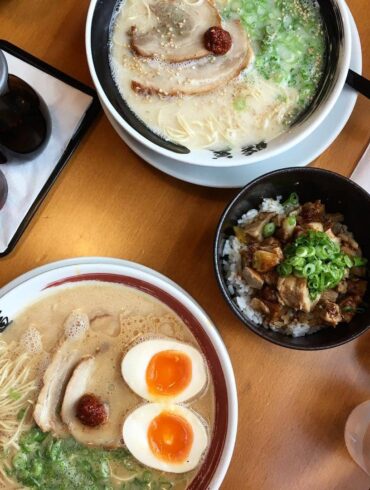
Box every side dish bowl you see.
[214,168,370,350]
[0,257,238,489]
[86,0,352,167]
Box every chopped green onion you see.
[223,0,326,111]
[233,97,247,111]
[283,192,299,207]
[277,262,292,277]
[97,460,110,480]
[303,263,316,277]
[277,230,364,299]
[316,246,328,260]
[48,440,62,461]
[310,290,320,301]
[306,246,316,258]
[296,246,308,257]
[17,408,27,421]
[12,428,170,489]
[31,460,43,477]
[289,256,306,268]
[314,260,323,273]
[323,244,334,258]
[308,275,320,290]
[342,306,355,313]
[141,471,153,483]
[262,222,276,238]
[353,256,368,267]
[12,452,28,471]
[287,215,297,226]
[8,389,21,401]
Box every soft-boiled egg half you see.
[123,403,208,473]
[121,339,207,403]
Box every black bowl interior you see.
[214,168,370,350]
[293,0,344,126]
[90,0,344,152]
[90,0,189,154]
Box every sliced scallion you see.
[287,215,297,226]
[296,246,308,258]
[283,192,299,207]
[277,262,292,277]
[262,222,276,238]
[353,256,368,267]
[277,230,364,299]
[303,263,316,277]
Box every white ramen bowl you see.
[86,0,352,168]
[0,257,238,490]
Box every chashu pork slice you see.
[131,20,253,96]
[130,0,221,63]
[33,310,90,437]
[61,356,122,448]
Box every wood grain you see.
[0,1,370,488]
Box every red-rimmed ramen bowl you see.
[0,257,237,489]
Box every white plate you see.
[112,8,361,188]
[0,257,237,490]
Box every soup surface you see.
[0,282,214,489]
[110,0,325,150]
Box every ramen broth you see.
[0,282,215,489]
[109,0,325,150]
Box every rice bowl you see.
[214,168,370,350]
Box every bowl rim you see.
[213,167,370,350]
[85,0,352,167]
[0,257,238,489]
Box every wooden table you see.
[1,1,370,488]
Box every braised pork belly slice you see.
[130,0,221,63]
[33,311,90,436]
[33,349,82,437]
[131,21,253,96]
[61,355,124,448]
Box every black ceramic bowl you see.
[214,168,370,350]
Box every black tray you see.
[0,40,101,257]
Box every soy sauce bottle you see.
[0,49,51,163]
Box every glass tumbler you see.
[0,169,7,209]
[345,400,370,475]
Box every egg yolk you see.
[146,350,192,396]
[148,412,194,463]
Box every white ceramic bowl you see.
[86,0,352,168]
[0,257,238,490]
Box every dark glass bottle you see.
[0,50,51,163]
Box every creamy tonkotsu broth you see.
[109,0,325,150]
[0,282,214,489]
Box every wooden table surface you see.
[1,1,370,488]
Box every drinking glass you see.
[345,400,370,474]
[0,169,7,209]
